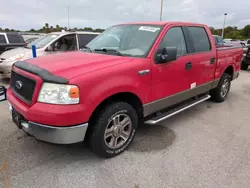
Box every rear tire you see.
[241,61,248,70]
[210,73,231,103]
[89,102,138,158]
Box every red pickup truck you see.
[7,22,242,158]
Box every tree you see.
[3,23,249,39]
[50,26,54,32]
[83,27,93,31]
[94,28,105,32]
[242,25,250,38]
[56,25,60,31]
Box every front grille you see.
[10,71,36,104]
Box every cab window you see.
[188,27,211,52]
[158,27,187,57]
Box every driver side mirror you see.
[155,47,177,64]
[46,45,53,52]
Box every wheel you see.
[210,73,231,103]
[241,61,248,70]
[89,102,138,158]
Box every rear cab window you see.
[0,34,7,44]
[7,34,24,44]
[188,27,211,52]
[78,34,98,49]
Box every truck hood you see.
[25,51,134,79]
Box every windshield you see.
[26,34,59,49]
[85,24,163,57]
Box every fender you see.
[68,57,151,123]
[87,75,145,120]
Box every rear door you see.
[186,26,217,89]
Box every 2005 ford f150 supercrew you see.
[7,22,242,158]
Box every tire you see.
[89,102,138,158]
[241,61,248,70]
[210,73,231,103]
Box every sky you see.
[0,0,249,31]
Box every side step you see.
[144,95,211,125]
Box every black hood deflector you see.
[14,61,68,84]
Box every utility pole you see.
[160,0,164,21]
[221,13,227,38]
[67,6,70,30]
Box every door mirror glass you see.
[155,47,177,64]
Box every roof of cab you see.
[49,31,100,36]
[117,21,207,27]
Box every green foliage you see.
[210,25,250,39]
[0,23,105,33]
[2,23,249,37]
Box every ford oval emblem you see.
[15,81,23,90]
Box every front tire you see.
[210,73,231,103]
[89,102,138,158]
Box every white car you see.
[0,31,100,78]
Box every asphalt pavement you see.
[1,71,250,188]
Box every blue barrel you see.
[32,45,37,58]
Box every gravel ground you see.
[0,71,250,188]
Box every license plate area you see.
[12,108,25,129]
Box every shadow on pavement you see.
[130,124,176,153]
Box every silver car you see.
[0,31,100,78]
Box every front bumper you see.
[20,121,88,144]
[9,103,89,144]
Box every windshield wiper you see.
[94,48,123,56]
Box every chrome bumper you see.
[20,121,88,144]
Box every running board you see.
[144,95,211,125]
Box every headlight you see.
[38,83,80,104]
[6,54,24,61]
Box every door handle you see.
[210,58,216,64]
[185,62,192,70]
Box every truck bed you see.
[214,46,243,80]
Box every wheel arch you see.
[88,92,144,126]
[223,65,234,80]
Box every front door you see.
[149,26,196,114]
